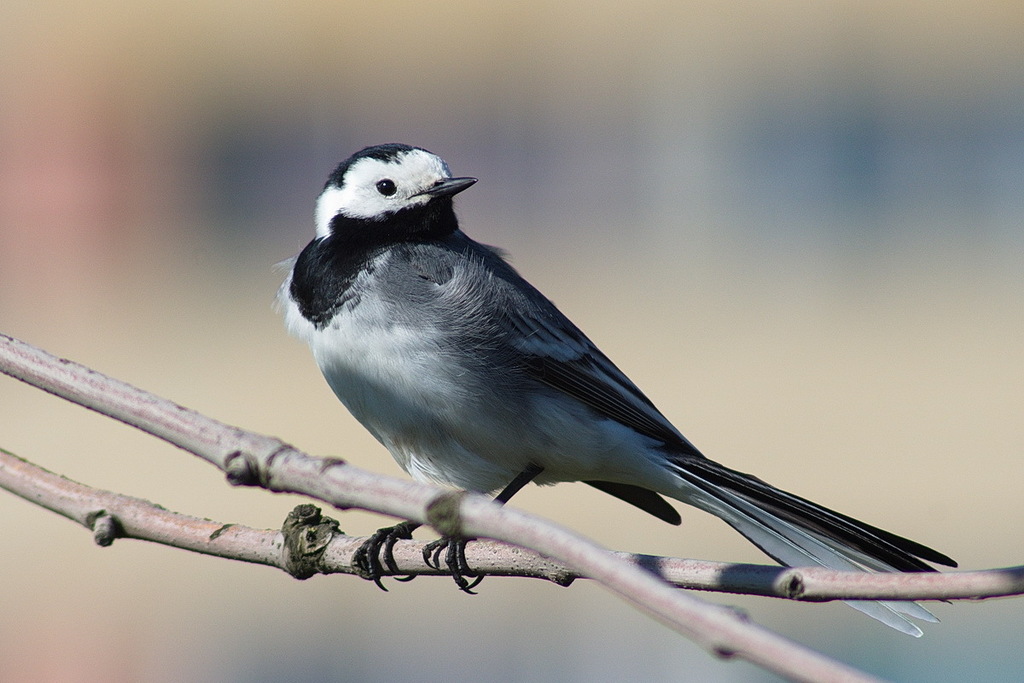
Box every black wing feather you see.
[585,481,681,525]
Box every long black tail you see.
[666,455,955,635]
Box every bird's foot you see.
[423,536,483,593]
[352,521,419,590]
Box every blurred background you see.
[1,1,1022,681]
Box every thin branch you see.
[0,332,888,682]
[0,447,282,565]
[3,446,1021,603]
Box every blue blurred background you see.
[1,2,1022,681]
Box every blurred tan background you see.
[2,2,1022,681]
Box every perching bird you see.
[279,143,955,636]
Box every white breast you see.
[280,263,510,488]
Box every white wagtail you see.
[279,143,955,635]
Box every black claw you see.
[422,536,483,593]
[354,525,484,593]
[353,521,418,589]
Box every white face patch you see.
[314,149,453,237]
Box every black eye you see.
[376,179,397,196]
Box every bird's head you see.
[315,143,476,240]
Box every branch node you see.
[87,510,121,547]
[224,450,260,487]
[318,456,347,473]
[781,570,806,599]
[424,490,469,537]
[281,504,341,580]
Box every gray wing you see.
[397,233,702,456]
[498,280,699,525]
[503,304,702,458]
[398,235,698,522]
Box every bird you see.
[278,142,955,636]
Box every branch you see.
[3,446,1022,602]
[0,332,888,682]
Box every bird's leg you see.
[493,463,546,505]
[352,520,420,590]
[423,463,545,593]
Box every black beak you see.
[416,176,477,198]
